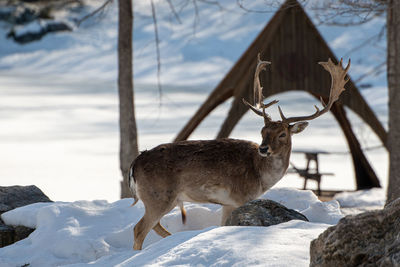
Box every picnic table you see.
[288,149,334,196]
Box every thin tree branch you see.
[166,0,182,24]
[354,61,386,84]
[344,24,386,58]
[311,0,386,26]
[197,0,224,11]
[76,0,113,27]
[236,0,274,13]
[236,0,302,14]
[150,0,163,102]
[177,0,191,14]
[192,0,199,35]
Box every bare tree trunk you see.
[387,0,400,204]
[118,0,139,198]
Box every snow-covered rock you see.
[0,185,52,247]
[0,185,52,214]
[225,199,308,226]
[8,19,72,44]
[310,198,400,266]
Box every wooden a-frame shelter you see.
[174,0,386,189]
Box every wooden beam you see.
[330,102,381,189]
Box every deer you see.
[129,54,350,250]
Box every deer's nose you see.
[259,146,270,154]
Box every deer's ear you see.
[289,122,308,135]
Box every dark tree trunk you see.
[387,1,400,204]
[118,0,139,198]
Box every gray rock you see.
[0,185,51,212]
[0,223,34,248]
[0,223,14,247]
[225,199,308,226]
[0,185,51,247]
[14,226,35,242]
[310,198,400,267]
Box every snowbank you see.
[334,188,386,208]
[263,188,343,224]
[72,222,329,267]
[0,188,342,267]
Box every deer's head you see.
[243,54,350,157]
[257,120,308,157]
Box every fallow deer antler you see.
[243,53,278,124]
[278,58,351,124]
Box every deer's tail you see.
[129,161,139,206]
[179,202,187,224]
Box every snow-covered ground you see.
[0,73,388,202]
[0,0,388,202]
[0,187,348,267]
[0,1,389,265]
[335,188,386,215]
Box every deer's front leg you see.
[221,206,236,226]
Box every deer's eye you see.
[279,133,286,138]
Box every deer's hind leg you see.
[153,222,171,238]
[153,200,186,237]
[133,196,177,250]
[134,212,157,250]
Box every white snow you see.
[334,188,386,208]
[12,20,42,36]
[76,223,329,267]
[0,188,339,267]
